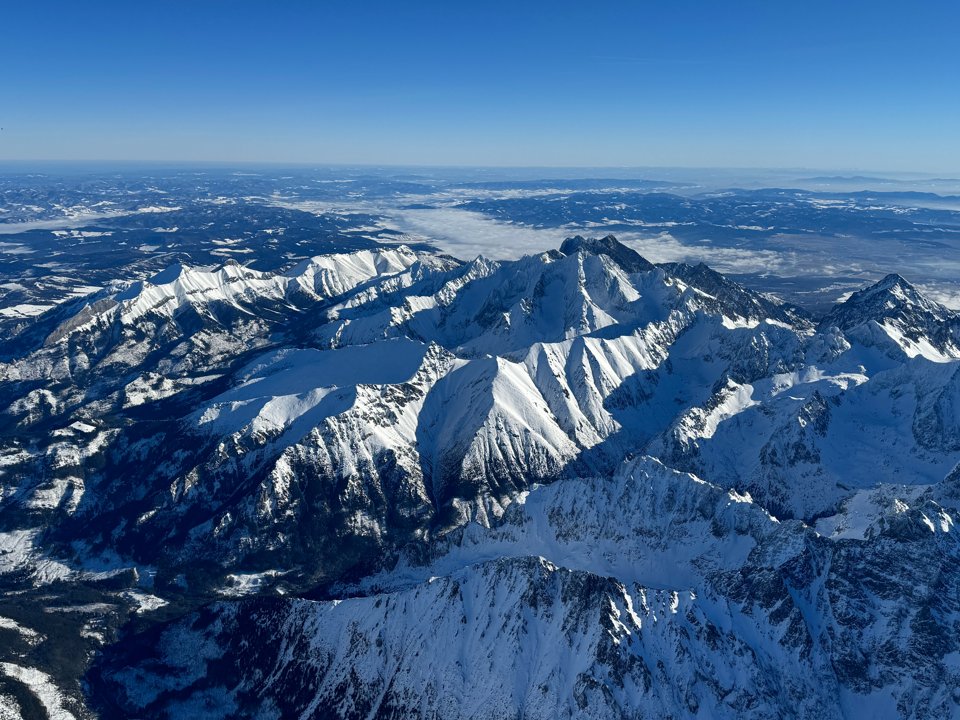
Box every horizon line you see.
[0,159,957,179]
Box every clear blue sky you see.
[2,0,959,172]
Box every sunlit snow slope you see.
[1,236,958,719]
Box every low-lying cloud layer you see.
[384,204,960,311]
[391,206,809,276]
[390,207,569,261]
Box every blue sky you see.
[2,0,959,172]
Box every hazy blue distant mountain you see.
[800,174,903,183]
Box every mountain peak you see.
[148,262,190,286]
[819,272,959,359]
[830,273,933,319]
[558,234,653,273]
[862,273,917,299]
[875,272,910,289]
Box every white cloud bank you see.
[389,206,792,277]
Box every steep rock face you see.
[663,260,811,329]
[89,458,960,719]
[560,233,655,272]
[913,363,960,452]
[90,559,838,720]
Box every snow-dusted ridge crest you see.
[39,244,436,344]
[0,235,958,719]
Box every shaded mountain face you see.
[1,235,958,719]
[662,259,810,327]
[88,459,960,720]
[558,233,655,273]
[819,273,960,360]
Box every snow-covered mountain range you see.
[1,235,958,718]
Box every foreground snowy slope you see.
[0,235,958,718]
[89,458,960,719]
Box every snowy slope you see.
[6,235,958,569]
[2,235,959,719]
